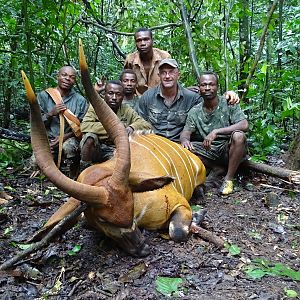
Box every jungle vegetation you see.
[0,0,299,169]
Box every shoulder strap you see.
[46,88,81,126]
[46,88,82,138]
[45,88,64,168]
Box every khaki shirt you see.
[124,48,171,95]
[81,103,152,140]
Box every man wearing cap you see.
[124,28,170,96]
[136,58,239,142]
[136,58,197,141]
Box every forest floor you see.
[0,160,299,300]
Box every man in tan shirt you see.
[124,28,170,95]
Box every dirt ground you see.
[0,164,299,299]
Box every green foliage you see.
[4,226,14,236]
[9,241,33,250]
[155,276,183,297]
[0,140,31,174]
[284,288,298,298]
[244,258,300,281]
[247,120,282,161]
[281,97,300,119]
[67,244,82,256]
[0,0,299,161]
[247,230,262,240]
[224,242,241,256]
[191,204,203,212]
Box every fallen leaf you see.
[88,272,95,280]
[0,198,9,204]
[155,276,183,297]
[119,262,147,282]
[284,288,298,298]
[0,191,13,201]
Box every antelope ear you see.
[128,171,175,192]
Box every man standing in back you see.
[124,28,170,95]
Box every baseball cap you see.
[158,58,179,69]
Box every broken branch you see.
[0,203,87,271]
[81,19,181,36]
[260,183,300,193]
[190,223,225,248]
[240,0,279,102]
[0,127,30,142]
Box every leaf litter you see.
[0,169,299,299]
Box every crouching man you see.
[180,72,248,195]
[80,80,152,169]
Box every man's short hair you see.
[58,65,77,75]
[119,69,137,81]
[105,80,124,92]
[135,27,153,39]
[199,71,219,85]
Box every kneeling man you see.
[80,80,152,169]
[180,72,248,195]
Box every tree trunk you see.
[285,128,300,171]
[224,1,234,90]
[22,0,35,90]
[2,11,21,128]
[276,0,284,75]
[241,160,300,183]
[179,0,201,81]
[238,0,250,98]
[240,0,279,102]
[262,26,272,110]
[3,40,18,128]
[0,127,30,142]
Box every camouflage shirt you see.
[184,96,247,145]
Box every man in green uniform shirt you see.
[80,80,152,169]
[180,72,248,195]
